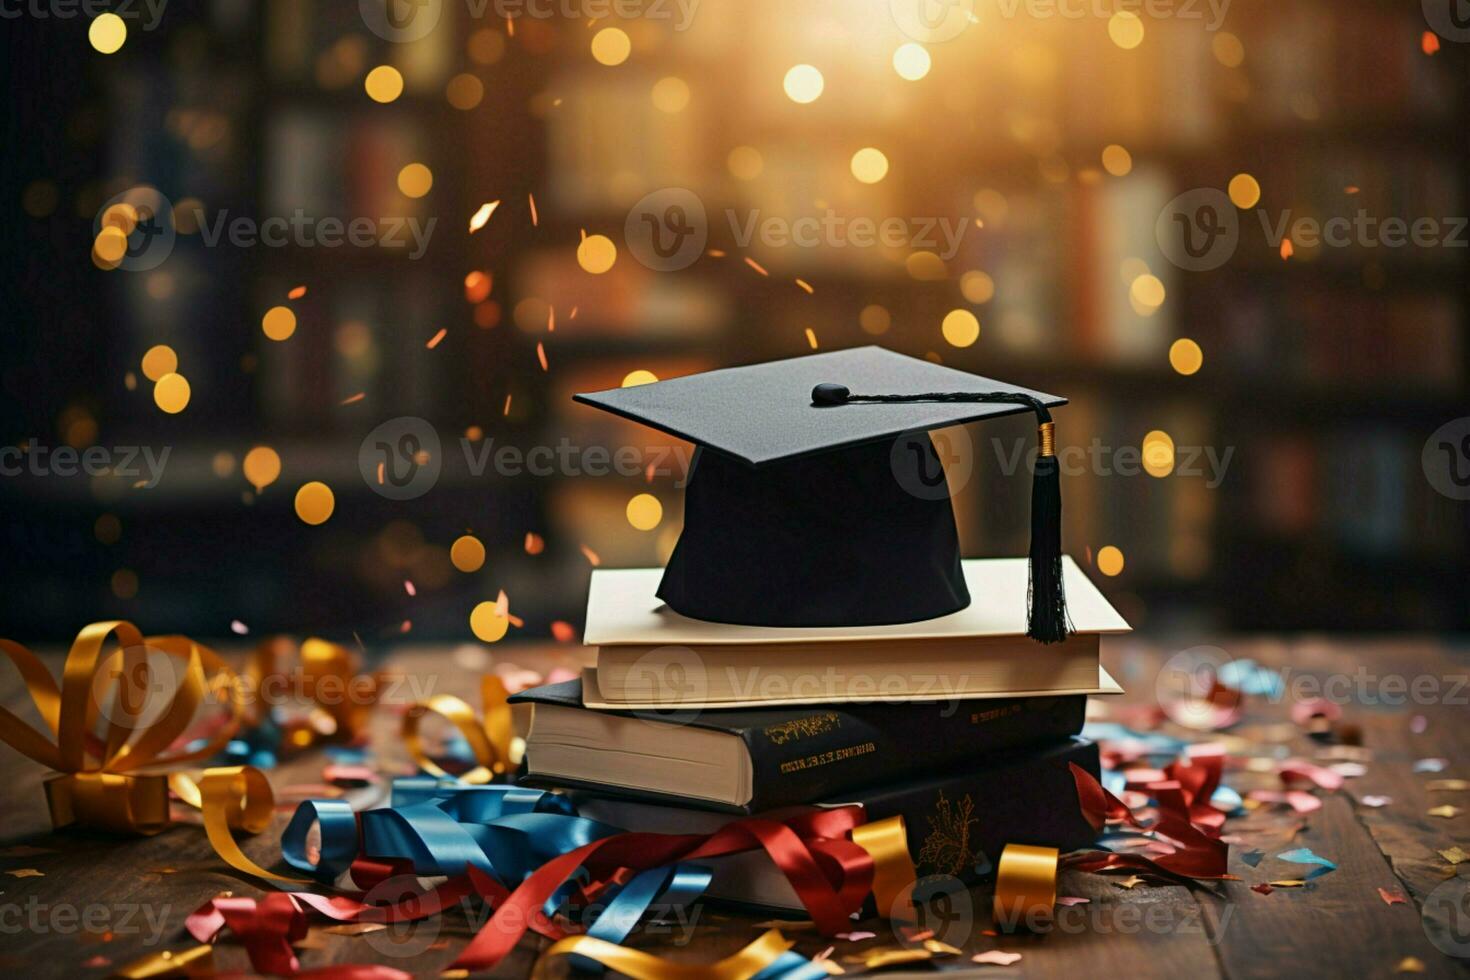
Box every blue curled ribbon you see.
[281,778,836,976]
[281,799,358,882]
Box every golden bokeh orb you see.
[141,345,178,382]
[364,65,405,103]
[591,28,632,66]
[622,369,659,387]
[262,305,298,341]
[850,147,889,184]
[294,482,335,525]
[1097,545,1125,576]
[1228,173,1261,209]
[1169,338,1204,376]
[451,534,487,573]
[470,601,510,643]
[783,64,824,104]
[243,446,282,491]
[1108,12,1145,49]
[577,234,618,274]
[89,13,127,54]
[626,493,663,531]
[892,43,932,81]
[941,309,981,348]
[153,373,191,414]
[397,163,434,198]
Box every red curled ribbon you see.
[1066,762,1231,880]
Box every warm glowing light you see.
[783,64,824,104]
[622,369,659,387]
[1108,12,1144,49]
[1129,273,1166,310]
[728,146,764,181]
[364,65,405,103]
[892,43,931,81]
[469,200,500,233]
[470,601,510,643]
[626,493,663,531]
[850,147,889,184]
[591,28,631,66]
[95,514,121,544]
[1101,144,1133,177]
[153,373,191,414]
[243,446,281,491]
[1097,545,1125,576]
[959,270,995,304]
[111,568,139,599]
[941,309,981,348]
[89,13,127,54]
[577,234,617,274]
[94,227,128,264]
[1212,32,1245,67]
[1142,430,1176,478]
[451,534,487,573]
[262,306,298,341]
[859,304,891,335]
[905,251,946,280]
[294,482,335,525]
[464,270,492,303]
[1169,338,1204,375]
[141,345,178,382]
[1228,173,1261,209]
[397,163,434,198]
[468,28,506,65]
[651,76,690,113]
[446,73,484,110]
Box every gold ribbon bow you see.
[0,621,245,834]
[403,675,516,783]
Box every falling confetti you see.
[1378,887,1407,906]
[1428,805,1463,818]
[536,342,549,371]
[1422,31,1440,55]
[972,951,1022,966]
[403,580,416,597]
[529,193,539,226]
[5,869,44,878]
[805,327,819,350]
[1361,795,1392,807]
[795,278,813,294]
[744,256,769,276]
[469,200,501,233]
[550,621,576,643]
[1280,239,1294,260]
[1414,758,1449,773]
[1278,848,1336,879]
[525,532,545,555]
[426,328,447,349]
[288,285,307,299]
[230,620,249,635]
[580,543,601,566]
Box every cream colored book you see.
[583,556,1129,709]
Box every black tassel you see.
[1027,450,1069,643]
[812,382,1072,643]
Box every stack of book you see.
[512,555,1128,910]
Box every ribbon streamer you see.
[992,843,1059,932]
[1068,762,1231,880]
[401,674,514,782]
[0,622,244,833]
[542,928,831,980]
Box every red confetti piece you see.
[1379,887,1407,905]
[529,193,539,226]
[580,543,601,566]
[1252,883,1274,895]
[404,580,416,597]
[536,342,549,371]
[525,532,545,554]
[1423,31,1440,55]
[1280,239,1294,260]
[288,285,307,300]
[340,392,366,405]
[551,621,576,643]
[744,256,769,276]
[426,328,447,349]
[503,394,513,416]
[547,305,555,333]
[707,248,726,258]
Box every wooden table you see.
[1,637,1467,978]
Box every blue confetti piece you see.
[1277,847,1337,878]
[1210,785,1244,814]
[1241,849,1265,868]
[1218,658,1284,698]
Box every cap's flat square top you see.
[573,346,1066,466]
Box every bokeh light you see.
[783,64,824,104]
[626,493,663,531]
[1108,12,1145,49]
[941,309,981,348]
[451,534,487,573]
[591,28,632,67]
[892,43,932,81]
[262,305,297,341]
[1097,545,1125,576]
[470,601,510,643]
[364,65,404,103]
[577,234,617,274]
[243,446,282,491]
[850,147,889,184]
[294,482,335,525]
[398,163,434,198]
[1228,173,1261,209]
[141,345,178,382]
[651,77,690,113]
[1169,338,1204,375]
[88,13,127,54]
[153,373,191,414]
[622,369,659,387]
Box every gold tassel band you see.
[1038,421,1056,458]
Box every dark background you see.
[3,0,1467,644]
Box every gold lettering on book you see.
[763,712,841,745]
[917,791,977,878]
[777,741,876,774]
[970,704,1021,725]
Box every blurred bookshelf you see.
[2,0,1466,640]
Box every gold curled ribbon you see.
[403,674,514,783]
[993,843,1059,932]
[851,816,917,922]
[246,635,380,753]
[0,622,244,834]
[171,765,307,883]
[109,943,215,978]
[540,928,795,980]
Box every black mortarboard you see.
[575,346,1071,641]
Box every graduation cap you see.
[575,346,1071,642]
